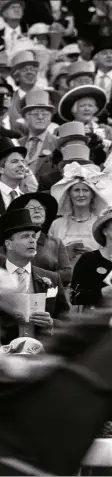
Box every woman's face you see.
[25,199,46,225]
[103,220,112,242]
[72,97,98,123]
[70,182,93,208]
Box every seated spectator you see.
[7,191,72,287]
[0,208,69,342]
[71,207,112,310]
[9,50,39,135]
[50,161,108,265]
[20,89,56,178]
[0,137,26,214]
[59,84,112,164]
[0,0,26,62]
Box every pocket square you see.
[47,287,58,298]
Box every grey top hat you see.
[68,60,94,84]
[62,143,90,164]
[56,121,87,148]
[11,50,39,74]
[59,85,107,122]
[22,89,54,115]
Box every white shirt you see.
[6,259,31,292]
[0,181,21,208]
[95,69,112,102]
[4,24,22,60]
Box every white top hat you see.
[62,143,90,164]
[28,23,49,36]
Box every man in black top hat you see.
[0,207,69,344]
[0,137,26,215]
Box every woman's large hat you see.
[21,89,54,115]
[7,192,58,234]
[56,121,87,148]
[51,162,108,216]
[67,60,94,84]
[59,85,107,122]
[92,207,112,246]
[0,209,41,245]
[0,137,27,160]
[11,50,39,75]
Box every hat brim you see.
[92,212,112,246]
[0,145,27,160]
[0,223,40,246]
[1,0,25,13]
[7,192,58,234]
[57,133,88,148]
[58,85,107,122]
[68,71,94,82]
[22,104,54,115]
[11,60,39,75]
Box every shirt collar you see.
[5,23,21,35]
[0,182,21,196]
[18,88,26,99]
[29,130,47,142]
[97,69,112,79]
[6,259,31,274]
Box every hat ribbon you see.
[63,162,106,189]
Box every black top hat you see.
[92,36,112,57]
[0,137,27,161]
[7,192,58,234]
[0,208,41,245]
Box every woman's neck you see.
[72,205,91,221]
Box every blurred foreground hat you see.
[11,50,39,75]
[22,89,54,115]
[56,121,87,148]
[62,143,90,164]
[0,208,41,245]
[93,207,112,246]
[59,85,107,121]
[28,23,49,36]
[0,0,25,13]
[0,337,44,355]
[68,60,94,84]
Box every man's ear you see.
[5,239,12,251]
[0,167,4,174]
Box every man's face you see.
[69,76,93,89]
[5,230,37,260]
[97,49,112,70]
[3,3,23,22]
[2,152,25,180]
[72,97,98,123]
[19,64,38,88]
[77,40,94,61]
[26,108,51,132]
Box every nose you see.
[79,189,84,197]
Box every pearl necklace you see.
[72,213,92,223]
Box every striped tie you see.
[10,190,18,202]
[16,268,28,293]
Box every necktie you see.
[29,137,39,159]
[10,190,18,202]
[16,268,28,293]
[99,74,111,101]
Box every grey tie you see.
[10,190,18,202]
[16,268,28,293]
[29,137,39,158]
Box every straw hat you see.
[62,143,90,164]
[51,162,108,216]
[21,89,54,115]
[56,121,87,148]
[92,207,112,246]
[59,43,80,58]
[59,85,107,122]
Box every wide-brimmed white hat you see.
[58,85,107,122]
[51,162,109,216]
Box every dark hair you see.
[52,148,63,165]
